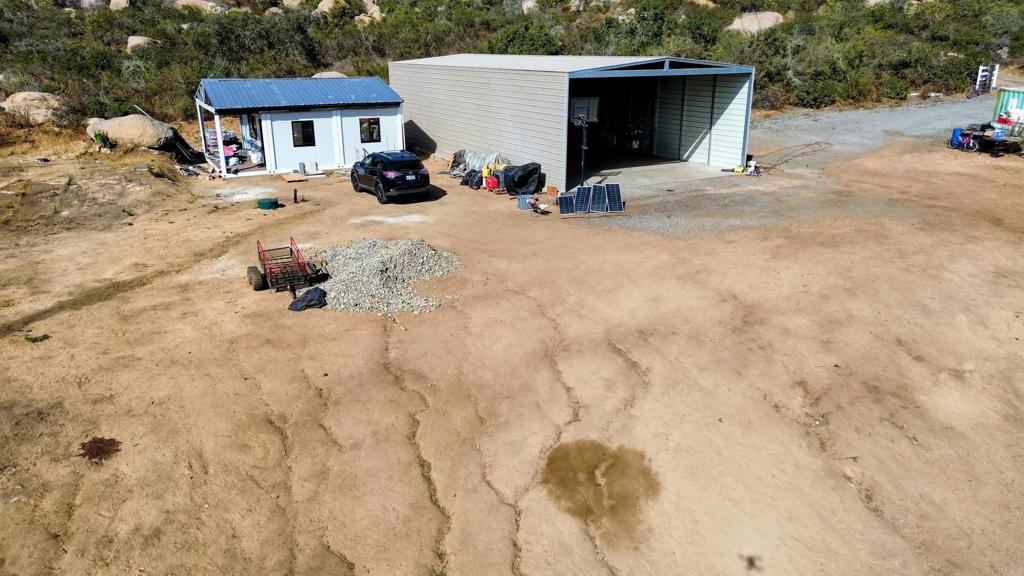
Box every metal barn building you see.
[195,77,405,178]
[389,54,754,192]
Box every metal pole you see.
[579,122,588,189]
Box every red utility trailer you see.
[247,237,318,295]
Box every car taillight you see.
[383,170,400,179]
[419,168,429,176]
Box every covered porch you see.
[194,96,269,179]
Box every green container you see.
[257,197,279,210]
[993,87,1024,122]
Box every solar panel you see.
[590,185,608,212]
[605,183,623,212]
[556,194,576,215]
[574,186,592,212]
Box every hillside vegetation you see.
[1,0,1022,125]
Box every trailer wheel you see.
[247,266,266,291]
[963,139,979,153]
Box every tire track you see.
[0,203,324,338]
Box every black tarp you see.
[503,163,542,196]
[289,287,327,312]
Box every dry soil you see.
[0,103,1022,576]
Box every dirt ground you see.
[1,99,1023,576]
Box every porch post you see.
[213,113,227,177]
[196,100,208,160]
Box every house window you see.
[360,118,381,143]
[291,120,315,147]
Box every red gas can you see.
[484,176,499,190]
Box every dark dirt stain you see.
[541,439,660,546]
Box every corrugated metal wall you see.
[653,77,683,159]
[680,76,714,163]
[653,73,750,168]
[709,74,750,169]
[389,62,569,190]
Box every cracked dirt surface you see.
[2,124,1024,575]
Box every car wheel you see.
[375,183,389,204]
[351,174,361,192]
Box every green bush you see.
[794,79,841,108]
[93,130,115,149]
[0,0,1016,123]
[881,75,910,100]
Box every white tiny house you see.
[195,77,405,178]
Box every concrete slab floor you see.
[581,160,730,197]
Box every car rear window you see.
[388,160,423,171]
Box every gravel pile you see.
[311,239,460,315]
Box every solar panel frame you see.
[556,194,576,215]
[590,184,608,212]
[574,186,593,212]
[605,183,624,212]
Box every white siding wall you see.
[265,110,340,173]
[709,74,750,169]
[389,62,569,191]
[262,106,402,173]
[681,75,713,163]
[653,77,683,159]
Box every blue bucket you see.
[517,195,532,210]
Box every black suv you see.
[351,151,430,204]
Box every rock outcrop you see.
[126,35,156,52]
[1,92,62,125]
[109,0,129,10]
[86,115,176,149]
[175,0,223,13]
[313,0,345,14]
[725,11,784,34]
[312,71,347,78]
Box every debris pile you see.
[312,239,460,315]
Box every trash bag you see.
[468,170,484,190]
[289,287,327,312]
[504,163,542,196]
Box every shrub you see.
[881,75,910,100]
[93,130,115,149]
[794,79,841,108]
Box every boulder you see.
[126,35,156,52]
[175,0,223,13]
[354,13,373,25]
[265,5,283,13]
[86,115,176,149]
[725,11,784,34]
[109,0,129,9]
[313,0,345,14]
[281,0,302,7]
[521,0,536,12]
[312,71,347,78]
[1,92,62,125]
[365,0,381,19]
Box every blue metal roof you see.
[198,77,403,112]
